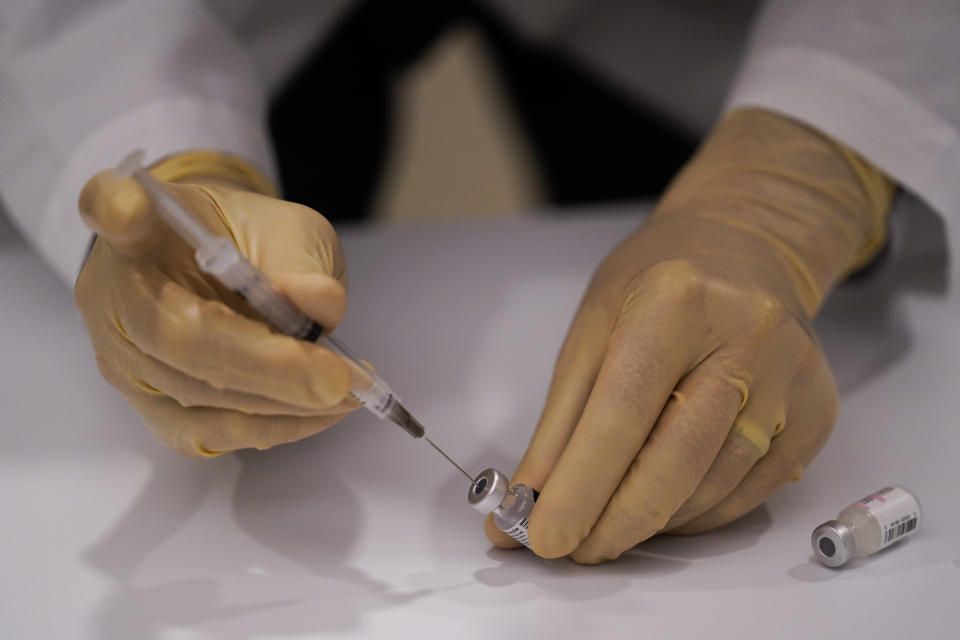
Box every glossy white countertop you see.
[1,200,957,639]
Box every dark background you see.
[269,0,698,224]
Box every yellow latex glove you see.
[486,108,895,563]
[75,151,357,457]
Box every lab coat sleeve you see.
[0,0,277,285]
[725,0,960,218]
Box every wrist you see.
[655,108,895,315]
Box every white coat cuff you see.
[41,98,276,286]
[724,47,960,218]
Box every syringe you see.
[116,150,472,481]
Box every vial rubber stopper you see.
[468,468,509,513]
[811,520,856,567]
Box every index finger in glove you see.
[123,387,353,457]
[108,265,351,410]
[525,291,696,559]
[484,303,612,550]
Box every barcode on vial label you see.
[505,517,531,548]
[883,516,917,544]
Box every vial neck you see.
[495,486,519,514]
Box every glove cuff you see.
[656,108,896,316]
[830,142,896,272]
[149,150,278,197]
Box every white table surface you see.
[1,200,958,639]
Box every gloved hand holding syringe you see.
[116,150,475,483]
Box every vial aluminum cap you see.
[468,468,509,514]
[812,520,856,568]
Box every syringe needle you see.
[387,403,474,484]
[425,437,475,484]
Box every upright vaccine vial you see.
[812,485,921,567]
[468,468,537,548]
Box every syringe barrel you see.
[194,238,405,422]
[195,239,313,337]
[336,358,397,418]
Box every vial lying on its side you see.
[812,485,922,568]
[468,468,537,548]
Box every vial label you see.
[855,486,920,549]
[503,516,531,549]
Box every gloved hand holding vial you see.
[483,110,896,564]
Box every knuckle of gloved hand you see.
[283,202,340,251]
[744,289,791,331]
[634,258,708,304]
[119,276,175,348]
[307,206,339,242]
[153,297,203,353]
[167,295,241,364]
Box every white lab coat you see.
[1,0,958,284]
